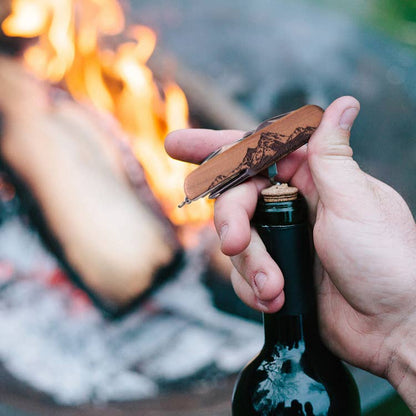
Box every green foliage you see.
[313,0,416,48]
[372,0,416,47]
[379,0,416,23]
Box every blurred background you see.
[0,0,414,415]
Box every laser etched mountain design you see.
[208,125,317,190]
[182,105,324,203]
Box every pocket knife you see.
[179,104,323,207]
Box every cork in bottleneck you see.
[261,183,298,202]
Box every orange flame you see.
[2,0,212,226]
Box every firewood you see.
[0,56,179,309]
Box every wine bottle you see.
[232,184,361,415]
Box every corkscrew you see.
[178,104,324,207]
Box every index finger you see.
[164,128,244,164]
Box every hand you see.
[166,96,416,410]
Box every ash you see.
[0,217,262,405]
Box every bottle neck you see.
[263,313,321,347]
[263,314,303,347]
[252,196,317,346]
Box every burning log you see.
[0,0,214,226]
[0,1,259,409]
[0,0,239,315]
[0,55,180,311]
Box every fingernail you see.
[339,107,359,131]
[219,224,228,242]
[254,272,267,293]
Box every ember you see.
[2,0,212,226]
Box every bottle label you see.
[253,338,330,414]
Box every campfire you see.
[2,0,212,226]
[0,6,264,408]
[0,0,230,314]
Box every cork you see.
[261,183,298,202]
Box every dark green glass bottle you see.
[231,186,361,415]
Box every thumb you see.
[307,96,367,211]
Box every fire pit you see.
[0,0,263,413]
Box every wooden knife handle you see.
[184,105,323,200]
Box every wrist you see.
[385,317,416,413]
